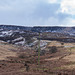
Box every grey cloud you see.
[0,0,72,26]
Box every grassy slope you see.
[0,41,17,60]
[0,40,75,74]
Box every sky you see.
[0,0,75,27]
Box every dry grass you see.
[46,41,75,70]
[0,40,75,74]
[0,41,18,60]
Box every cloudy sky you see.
[0,0,75,26]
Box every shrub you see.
[49,46,57,53]
[61,42,64,45]
[40,50,46,56]
[18,53,27,59]
[35,49,46,56]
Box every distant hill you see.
[0,25,75,34]
[0,25,75,45]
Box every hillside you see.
[0,25,75,46]
[0,40,75,75]
[0,25,75,75]
[0,25,75,34]
[0,41,18,60]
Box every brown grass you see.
[0,41,18,60]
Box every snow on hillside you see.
[0,25,75,46]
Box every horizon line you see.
[0,24,75,27]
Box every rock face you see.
[0,25,75,45]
